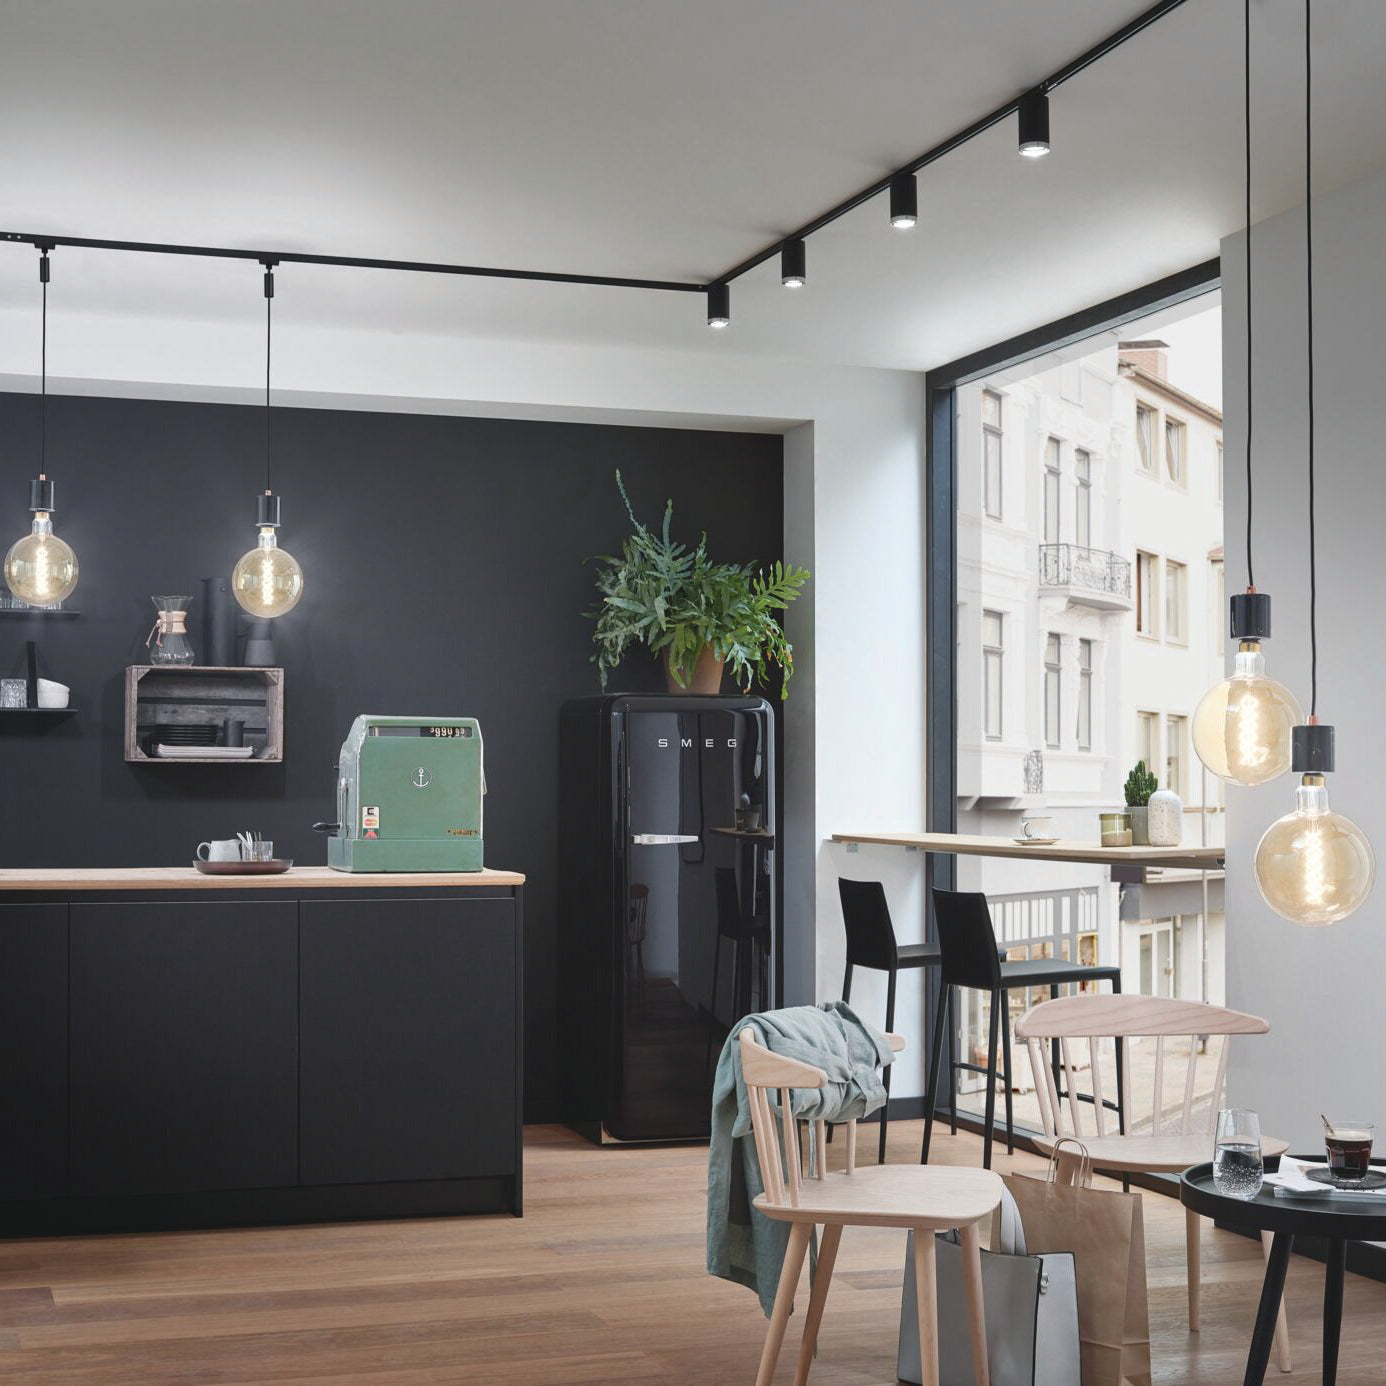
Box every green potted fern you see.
[587,472,810,698]
[1124,760,1159,846]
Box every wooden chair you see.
[738,1026,1002,1386]
[1014,994,1293,1373]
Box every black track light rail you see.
[710,0,1194,289]
[1,0,1191,305]
[0,231,704,295]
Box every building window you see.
[983,610,1004,740]
[1216,439,1224,503]
[1135,403,1156,473]
[1166,714,1187,796]
[1137,710,1159,777]
[1074,448,1092,549]
[1135,550,1158,637]
[1165,416,1187,485]
[1044,437,1061,543]
[1044,633,1062,748]
[982,389,1003,519]
[1165,559,1187,645]
[1077,638,1093,750]
[1211,558,1225,655]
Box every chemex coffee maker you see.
[318,715,485,872]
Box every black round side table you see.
[1181,1157,1386,1385]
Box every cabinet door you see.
[300,896,517,1186]
[70,901,298,1197]
[0,904,67,1199]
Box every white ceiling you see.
[2,0,1385,373]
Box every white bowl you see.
[36,678,69,710]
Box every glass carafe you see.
[148,595,195,665]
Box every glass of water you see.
[1214,1108,1264,1199]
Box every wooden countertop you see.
[831,831,1222,871]
[0,866,526,891]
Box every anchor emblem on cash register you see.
[411,766,431,789]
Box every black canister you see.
[202,576,236,667]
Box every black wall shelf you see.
[0,608,80,619]
[0,708,76,721]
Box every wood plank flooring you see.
[0,1121,1382,1383]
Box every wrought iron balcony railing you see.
[1038,543,1132,600]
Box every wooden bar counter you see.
[0,865,524,1236]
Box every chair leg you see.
[920,981,949,1164]
[947,986,958,1137]
[1186,1206,1201,1332]
[1261,1229,1294,1373]
[913,1226,941,1386]
[961,1221,991,1386]
[981,988,1001,1170]
[1048,982,1061,1102]
[828,963,855,1148]
[879,968,897,1164]
[792,1223,841,1386]
[756,1222,811,1386]
[1000,988,1015,1156]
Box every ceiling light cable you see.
[1244,0,1255,590]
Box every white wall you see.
[1222,164,1386,1147]
[0,311,931,1092]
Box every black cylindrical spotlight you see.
[706,282,730,329]
[781,238,806,288]
[888,172,918,229]
[1018,88,1051,158]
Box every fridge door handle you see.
[630,833,700,845]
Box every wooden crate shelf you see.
[124,666,284,764]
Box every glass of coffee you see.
[1323,1119,1375,1185]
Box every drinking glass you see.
[1323,1119,1375,1186]
[1214,1108,1264,1200]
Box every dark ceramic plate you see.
[193,859,293,876]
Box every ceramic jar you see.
[1146,788,1183,847]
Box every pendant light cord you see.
[1305,0,1318,716]
[39,249,49,479]
[264,263,274,495]
[1244,0,1254,589]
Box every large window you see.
[1165,416,1186,485]
[1135,550,1158,637]
[1165,559,1187,645]
[1077,638,1094,750]
[1044,634,1062,748]
[983,610,1004,740]
[983,389,1003,519]
[1043,438,1061,543]
[1074,448,1092,548]
[1135,403,1156,473]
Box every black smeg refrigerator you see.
[559,694,776,1143]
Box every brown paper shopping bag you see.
[1003,1141,1151,1386]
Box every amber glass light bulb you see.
[232,526,303,618]
[4,512,78,604]
[1255,774,1375,926]
[1192,642,1302,785]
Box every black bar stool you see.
[837,878,947,1163]
[922,887,1123,1170]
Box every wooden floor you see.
[1,1121,1384,1383]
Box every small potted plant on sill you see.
[587,471,810,699]
[1124,760,1159,846]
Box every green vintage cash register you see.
[325,715,485,872]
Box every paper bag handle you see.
[1046,1136,1093,1188]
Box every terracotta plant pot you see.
[666,645,725,695]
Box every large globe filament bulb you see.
[1192,641,1302,785]
[1254,774,1375,926]
[232,525,303,619]
[4,510,78,605]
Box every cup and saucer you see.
[1013,815,1060,846]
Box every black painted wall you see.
[0,392,784,1121]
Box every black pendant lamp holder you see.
[1229,589,1271,641]
[258,258,278,512]
[27,247,54,510]
[1292,720,1333,774]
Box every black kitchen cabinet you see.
[0,876,523,1236]
[0,905,67,1199]
[300,896,518,1186]
[69,901,299,1197]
